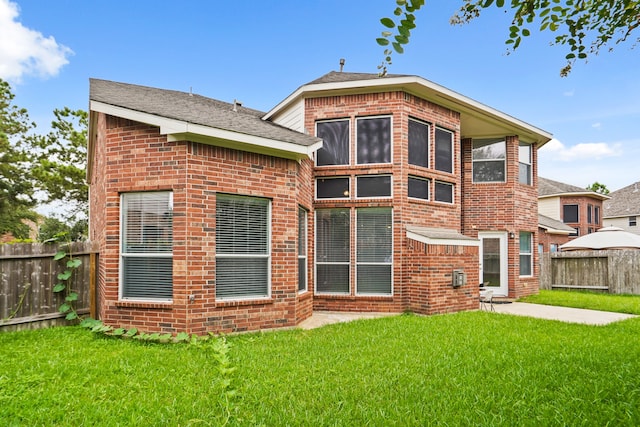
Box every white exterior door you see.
[478,232,508,296]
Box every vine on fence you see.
[49,235,83,321]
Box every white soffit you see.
[406,226,480,247]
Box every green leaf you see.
[65,312,78,321]
[394,34,409,44]
[112,328,126,336]
[59,303,71,313]
[53,251,66,261]
[67,258,82,268]
[522,28,531,36]
[578,53,587,59]
[393,7,402,16]
[53,283,66,293]
[566,53,576,59]
[381,31,392,37]
[392,42,404,54]
[482,0,494,7]
[65,292,79,302]
[496,0,504,6]
[376,38,390,46]
[125,328,138,337]
[58,270,72,281]
[380,17,396,28]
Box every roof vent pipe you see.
[233,99,242,112]
[339,58,345,72]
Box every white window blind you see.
[356,208,392,295]
[216,194,270,299]
[121,192,173,301]
[519,232,533,276]
[298,207,307,292]
[315,209,350,294]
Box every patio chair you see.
[480,289,495,312]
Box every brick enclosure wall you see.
[90,113,313,334]
[538,228,570,252]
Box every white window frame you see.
[355,175,392,199]
[315,176,351,200]
[434,127,454,173]
[315,119,350,167]
[355,208,393,296]
[315,208,351,295]
[119,191,174,302]
[519,231,533,277]
[519,142,532,185]
[472,138,507,183]
[408,117,430,168]
[298,207,308,293]
[434,181,454,204]
[408,176,430,201]
[355,115,393,166]
[215,194,271,301]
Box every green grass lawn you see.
[2,311,640,426]
[521,289,640,315]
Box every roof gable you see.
[538,177,609,200]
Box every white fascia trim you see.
[406,230,480,247]
[264,75,552,143]
[90,100,321,158]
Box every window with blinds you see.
[216,194,270,300]
[120,192,173,301]
[315,208,350,294]
[298,207,307,292]
[356,208,392,295]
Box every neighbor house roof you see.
[265,71,553,146]
[538,177,609,201]
[603,181,640,218]
[87,79,322,178]
[538,214,575,235]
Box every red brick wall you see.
[89,114,314,334]
[559,196,604,239]
[538,228,569,252]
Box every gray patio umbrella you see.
[560,226,640,251]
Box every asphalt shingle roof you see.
[603,181,640,217]
[538,177,607,200]
[305,71,411,85]
[89,79,321,147]
[538,214,575,233]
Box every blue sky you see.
[2,0,639,194]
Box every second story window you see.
[356,175,391,198]
[316,177,350,200]
[518,143,532,185]
[630,216,637,227]
[563,204,579,223]
[587,204,593,224]
[434,181,454,204]
[435,127,453,173]
[473,138,506,183]
[316,119,349,166]
[595,206,600,225]
[357,116,391,164]
[408,118,430,168]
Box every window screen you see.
[408,176,430,200]
[316,177,350,199]
[356,175,391,198]
[563,205,579,223]
[121,192,173,300]
[357,117,391,164]
[315,209,350,294]
[408,118,429,168]
[435,127,453,173]
[316,120,349,166]
[434,181,454,203]
[357,208,392,295]
[473,139,506,182]
[216,194,270,299]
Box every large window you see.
[519,232,533,276]
[316,120,349,166]
[630,216,637,227]
[216,194,270,300]
[563,204,579,223]
[356,175,391,198]
[357,208,392,295]
[298,207,307,292]
[408,176,430,200]
[408,118,430,168]
[356,116,391,164]
[587,204,593,224]
[595,206,600,225]
[435,127,453,173]
[121,191,173,301]
[434,181,454,204]
[473,139,506,182]
[519,143,532,185]
[315,209,350,294]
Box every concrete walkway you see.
[491,302,636,325]
[297,303,636,330]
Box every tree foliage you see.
[586,181,610,195]
[379,0,640,76]
[0,79,37,239]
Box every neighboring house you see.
[538,177,609,250]
[538,213,575,253]
[88,71,552,335]
[603,181,640,235]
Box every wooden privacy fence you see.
[0,242,97,332]
[539,250,640,294]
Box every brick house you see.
[603,181,640,235]
[538,177,609,252]
[88,71,552,334]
